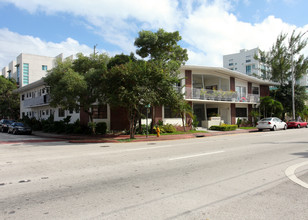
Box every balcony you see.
[23,94,51,108]
[185,88,260,103]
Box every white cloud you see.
[182,2,301,66]
[0,0,307,68]
[0,28,93,68]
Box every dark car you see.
[0,119,15,132]
[8,122,32,135]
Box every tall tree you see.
[256,30,308,85]
[256,30,308,118]
[271,83,308,118]
[259,96,283,118]
[105,60,180,138]
[44,53,109,125]
[0,76,19,119]
[134,28,189,130]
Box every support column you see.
[231,103,236,125]
[185,70,192,99]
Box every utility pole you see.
[93,44,98,57]
[291,45,295,120]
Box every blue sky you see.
[0,0,307,68]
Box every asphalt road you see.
[0,128,307,220]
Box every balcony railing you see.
[185,88,260,103]
[23,94,51,108]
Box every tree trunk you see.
[181,113,186,132]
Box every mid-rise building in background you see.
[1,53,69,87]
[223,48,270,78]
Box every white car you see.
[256,117,287,131]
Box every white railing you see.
[23,94,51,107]
[185,88,260,103]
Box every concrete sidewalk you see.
[32,128,258,143]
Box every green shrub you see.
[96,122,107,134]
[137,124,150,135]
[209,124,237,131]
[192,115,199,130]
[54,121,66,133]
[162,124,176,133]
[236,118,242,127]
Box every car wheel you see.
[297,124,300,128]
[284,125,287,130]
[271,125,277,131]
[13,129,17,135]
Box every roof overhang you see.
[15,78,46,93]
[181,65,279,86]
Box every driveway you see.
[0,131,65,144]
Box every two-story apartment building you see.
[179,66,276,127]
[16,65,277,130]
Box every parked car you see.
[256,117,287,131]
[8,122,32,135]
[0,119,15,132]
[287,120,308,128]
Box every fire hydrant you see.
[156,127,160,137]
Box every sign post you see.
[145,104,150,138]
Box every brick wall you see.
[110,106,129,130]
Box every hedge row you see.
[209,124,238,131]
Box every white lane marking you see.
[285,161,308,189]
[88,145,175,155]
[169,150,225,161]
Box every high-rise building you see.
[223,48,269,78]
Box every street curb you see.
[67,129,258,143]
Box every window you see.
[58,108,65,117]
[22,94,25,101]
[92,105,107,119]
[23,63,29,85]
[207,108,218,118]
[246,55,251,63]
[164,106,179,118]
[42,65,48,71]
[236,86,247,100]
[16,65,20,85]
[246,65,251,74]
[252,86,259,95]
[236,108,247,117]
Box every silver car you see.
[256,117,287,131]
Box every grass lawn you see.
[149,130,208,136]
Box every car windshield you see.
[3,120,14,124]
[260,118,271,121]
[15,123,24,126]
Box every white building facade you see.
[223,48,269,78]
[1,53,66,87]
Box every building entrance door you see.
[193,104,205,127]
[220,108,229,124]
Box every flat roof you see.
[181,65,279,86]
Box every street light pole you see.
[291,47,295,120]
